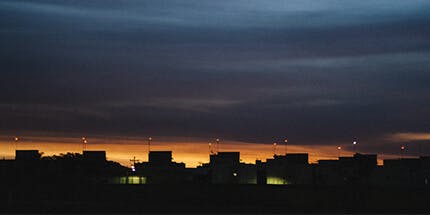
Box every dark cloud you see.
[1,0,430,156]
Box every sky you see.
[1,0,430,165]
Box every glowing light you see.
[267,177,288,185]
[337,146,341,150]
[233,172,237,177]
[353,141,357,145]
[401,145,405,150]
[14,137,19,142]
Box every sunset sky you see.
[1,0,430,166]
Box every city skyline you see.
[1,134,426,167]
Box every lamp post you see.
[148,137,152,153]
[284,138,288,155]
[208,142,212,155]
[352,141,357,154]
[216,138,220,154]
[337,146,342,158]
[401,145,405,159]
[14,136,19,151]
[82,137,87,151]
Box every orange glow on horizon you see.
[0,135,390,167]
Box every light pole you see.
[284,138,288,155]
[352,141,357,154]
[208,142,212,155]
[82,137,87,151]
[148,137,152,153]
[14,136,19,152]
[216,138,220,154]
[401,145,405,159]
[337,146,342,158]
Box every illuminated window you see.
[267,177,288,185]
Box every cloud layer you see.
[1,0,430,156]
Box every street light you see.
[208,142,212,155]
[14,136,19,151]
[148,137,152,153]
[352,141,357,154]
[216,138,220,153]
[337,146,342,157]
[401,145,405,159]
[284,138,288,155]
[82,137,88,151]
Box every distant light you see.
[208,143,212,146]
[14,137,19,142]
[284,139,288,143]
[353,141,357,145]
[337,146,342,150]
[273,142,277,146]
[82,137,86,140]
[401,145,405,150]
[216,138,220,142]
[148,137,152,141]
[233,172,237,176]
[83,140,88,144]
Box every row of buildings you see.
[133,151,430,186]
[1,149,430,186]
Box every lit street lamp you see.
[284,138,288,155]
[82,137,88,151]
[14,136,19,151]
[352,141,357,154]
[148,137,152,153]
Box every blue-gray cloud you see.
[1,0,430,156]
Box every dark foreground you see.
[2,184,430,213]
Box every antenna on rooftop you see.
[130,156,139,172]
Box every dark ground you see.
[1,183,430,213]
